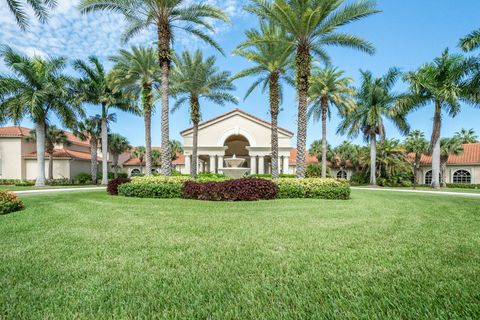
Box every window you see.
[151,168,158,174]
[131,168,141,175]
[453,170,471,184]
[336,170,347,180]
[425,170,442,185]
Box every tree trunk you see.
[431,100,441,189]
[413,155,420,190]
[91,138,98,184]
[370,134,377,186]
[34,121,46,187]
[157,23,172,176]
[143,82,153,176]
[269,73,280,179]
[321,96,328,178]
[294,44,311,178]
[191,95,200,178]
[48,153,53,180]
[101,107,108,185]
[441,160,447,188]
[113,154,119,179]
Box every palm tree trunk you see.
[157,23,172,176]
[441,160,447,188]
[269,73,280,179]
[321,96,328,179]
[34,120,46,187]
[90,139,98,184]
[431,100,441,189]
[413,155,420,190]
[48,153,54,180]
[191,95,200,178]
[294,44,311,178]
[113,154,119,179]
[143,83,153,176]
[101,106,108,185]
[370,134,377,186]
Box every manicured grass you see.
[0,184,98,191]
[1,190,479,319]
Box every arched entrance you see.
[224,134,249,168]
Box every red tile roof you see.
[24,148,101,161]
[408,143,480,165]
[123,152,185,166]
[0,126,90,146]
[289,148,319,165]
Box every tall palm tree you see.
[404,130,429,188]
[170,50,237,178]
[246,0,378,177]
[0,46,82,186]
[79,0,228,176]
[131,146,146,173]
[109,46,160,176]
[74,116,102,184]
[454,128,478,144]
[440,138,464,188]
[26,125,71,180]
[108,133,130,178]
[308,67,355,178]
[338,68,409,185]
[5,0,56,30]
[233,21,293,178]
[399,50,472,189]
[459,29,480,52]
[73,56,136,185]
[169,140,183,161]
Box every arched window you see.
[337,170,347,180]
[453,170,471,184]
[131,168,141,175]
[425,170,442,185]
[151,168,158,174]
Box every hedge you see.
[182,178,278,201]
[107,177,131,195]
[0,191,23,215]
[275,178,350,200]
[118,182,182,198]
[446,183,480,189]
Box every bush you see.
[446,183,480,189]
[76,172,92,184]
[377,173,413,187]
[14,180,34,187]
[47,178,73,186]
[182,178,278,201]
[0,179,19,185]
[0,191,23,215]
[130,175,191,185]
[118,182,182,198]
[248,173,296,179]
[349,172,369,185]
[305,164,331,178]
[275,178,350,200]
[107,177,131,195]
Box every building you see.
[0,126,100,180]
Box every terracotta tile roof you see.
[408,143,480,165]
[180,108,294,136]
[24,148,102,161]
[289,148,319,165]
[0,126,90,146]
[123,152,185,166]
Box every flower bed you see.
[0,191,24,215]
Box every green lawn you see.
[1,190,479,319]
[0,184,99,191]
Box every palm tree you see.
[131,146,146,173]
[109,46,160,176]
[79,0,228,176]
[108,133,130,178]
[246,0,378,177]
[26,125,71,180]
[169,140,183,161]
[454,128,478,144]
[5,0,56,30]
[459,29,480,52]
[74,116,102,184]
[404,130,429,188]
[338,68,409,185]
[0,46,82,186]
[440,138,464,188]
[308,67,355,178]
[151,150,161,167]
[233,21,293,178]
[170,50,237,178]
[73,56,136,185]
[399,50,472,189]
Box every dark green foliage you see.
[248,174,295,179]
[0,179,18,185]
[46,179,73,186]
[305,164,331,178]
[446,183,480,189]
[107,178,131,196]
[14,181,35,187]
[377,173,413,188]
[118,183,182,199]
[349,172,369,185]
[0,191,23,215]
[275,178,350,200]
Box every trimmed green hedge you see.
[276,178,350,200]
[446,183,480,189]
[118,183,182,198]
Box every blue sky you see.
[1,0,480,148]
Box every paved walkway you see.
[351,187,480,198]
[14,187,106,195]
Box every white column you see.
[258,156,265,174]
[185,155,191,174]
[209,156,216,173]
[283,156,289,174]
[250,156,257,175]
[218,156,224,173]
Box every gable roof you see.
[24,148,102,161]
[0,126,90,147]
[408,143,480,165]
[123,151,185,166]
[180,108,294,137]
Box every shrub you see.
[0,191,23,215]
[0,179,19,185]
[349,172,369,185]
[47,178,72,186]
[182,178,278,201]
[305,164,331,178]
[130,175,191,185]
[275,178,350,200]
[248,173,296,179]
[446,183,480,189]
[76,172,92,184]
[107,177,131,195]
[118,182,182,198]
[14,180,34,187]
[377,173,413,187]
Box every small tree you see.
[404,130,429,188]
[440,138,464,188]
[108,133,130,178]
[74,116,103,184]
[131,146,146,174]
[454,128,478,144]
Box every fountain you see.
[222,154,250,179]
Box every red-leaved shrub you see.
[182,178,278,201]
[107,177,131,195]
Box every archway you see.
[224,134,250,168]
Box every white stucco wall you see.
[25,159,71,180]
[0,137,23,179]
